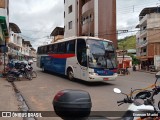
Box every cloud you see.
[9,0,64,49]
[10,0,159,47]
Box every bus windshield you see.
[87,39,117,69]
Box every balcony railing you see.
[141,52,147,56]
[139,14,148,25]
[140,29,147,37]
[137,40,148,48]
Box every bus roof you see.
[38,36,113,47]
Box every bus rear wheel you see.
[67,69,74,81]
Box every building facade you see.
[0,0,9,72]
[64,0,117,48]
[50,27,64,43]
[9,23,35,61]
[136,7,160,70]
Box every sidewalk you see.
[0,77,22,120]
[138,70,157,74]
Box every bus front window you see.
[87,39,117,69]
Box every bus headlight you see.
[89,72,98,76]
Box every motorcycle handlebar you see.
[117,100,124,103]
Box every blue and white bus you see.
[37,36,118,82]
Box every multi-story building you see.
[29,47,36,58]
[136,7,160,70]
[0,0,9,71]
[8,23,22,60]
[64,0,117,48]
[22,40,32,59]
[50,27,64,43]
[9,23,35,60]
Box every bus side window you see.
[48,45,53,53]
[66,40,75,53]
[37,47,40,54]
[41,47,44,54]
[52,44,54,53]
[58,42,66,53]
[44,46,47,54]
[77,39,87,67]
[53,44,58,53]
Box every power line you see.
[21,29,51,33]
[20,34,49,40]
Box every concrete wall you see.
[98,0,117,48]
[64,0,77,38]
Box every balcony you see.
[8,48,21,55]
[139,14,148,25]
[139,29,147,37]
[0,0,5,8]
[137,39,148,48]
[82,0,94,14]
[139,40,148,48]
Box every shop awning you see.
[137,56,154,60]
[0,16,9,37]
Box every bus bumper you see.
[88,73,118,82]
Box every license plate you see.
[103,78,109,81]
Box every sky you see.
[9,0,160,49]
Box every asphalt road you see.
[14,63,160,120]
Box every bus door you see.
[76,39,88,80]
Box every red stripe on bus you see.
[48,54,75,58]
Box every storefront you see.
[137,56,154,71]
[0,16,9,72]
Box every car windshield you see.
[87,39,117,69]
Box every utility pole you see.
[88,16,91,36]
[156,1,160,13]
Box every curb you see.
[138,70,157,74]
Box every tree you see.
[129,54,140,65]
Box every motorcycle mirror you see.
[113,88,121,94]
[155,71,160,79]
[158,101,160,110]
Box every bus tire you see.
[67,68,74,81]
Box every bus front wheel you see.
[67,69,74,81]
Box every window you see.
[77,39,87,67]
[66,40,75,53]
[58,42,66,53]
[53,44,58,53]
[64,11,65,18]
[41,47,44,54]
[68,21,72,29]
[48,45,53,53]
[44,46,48,54]
[68,5,72,14]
